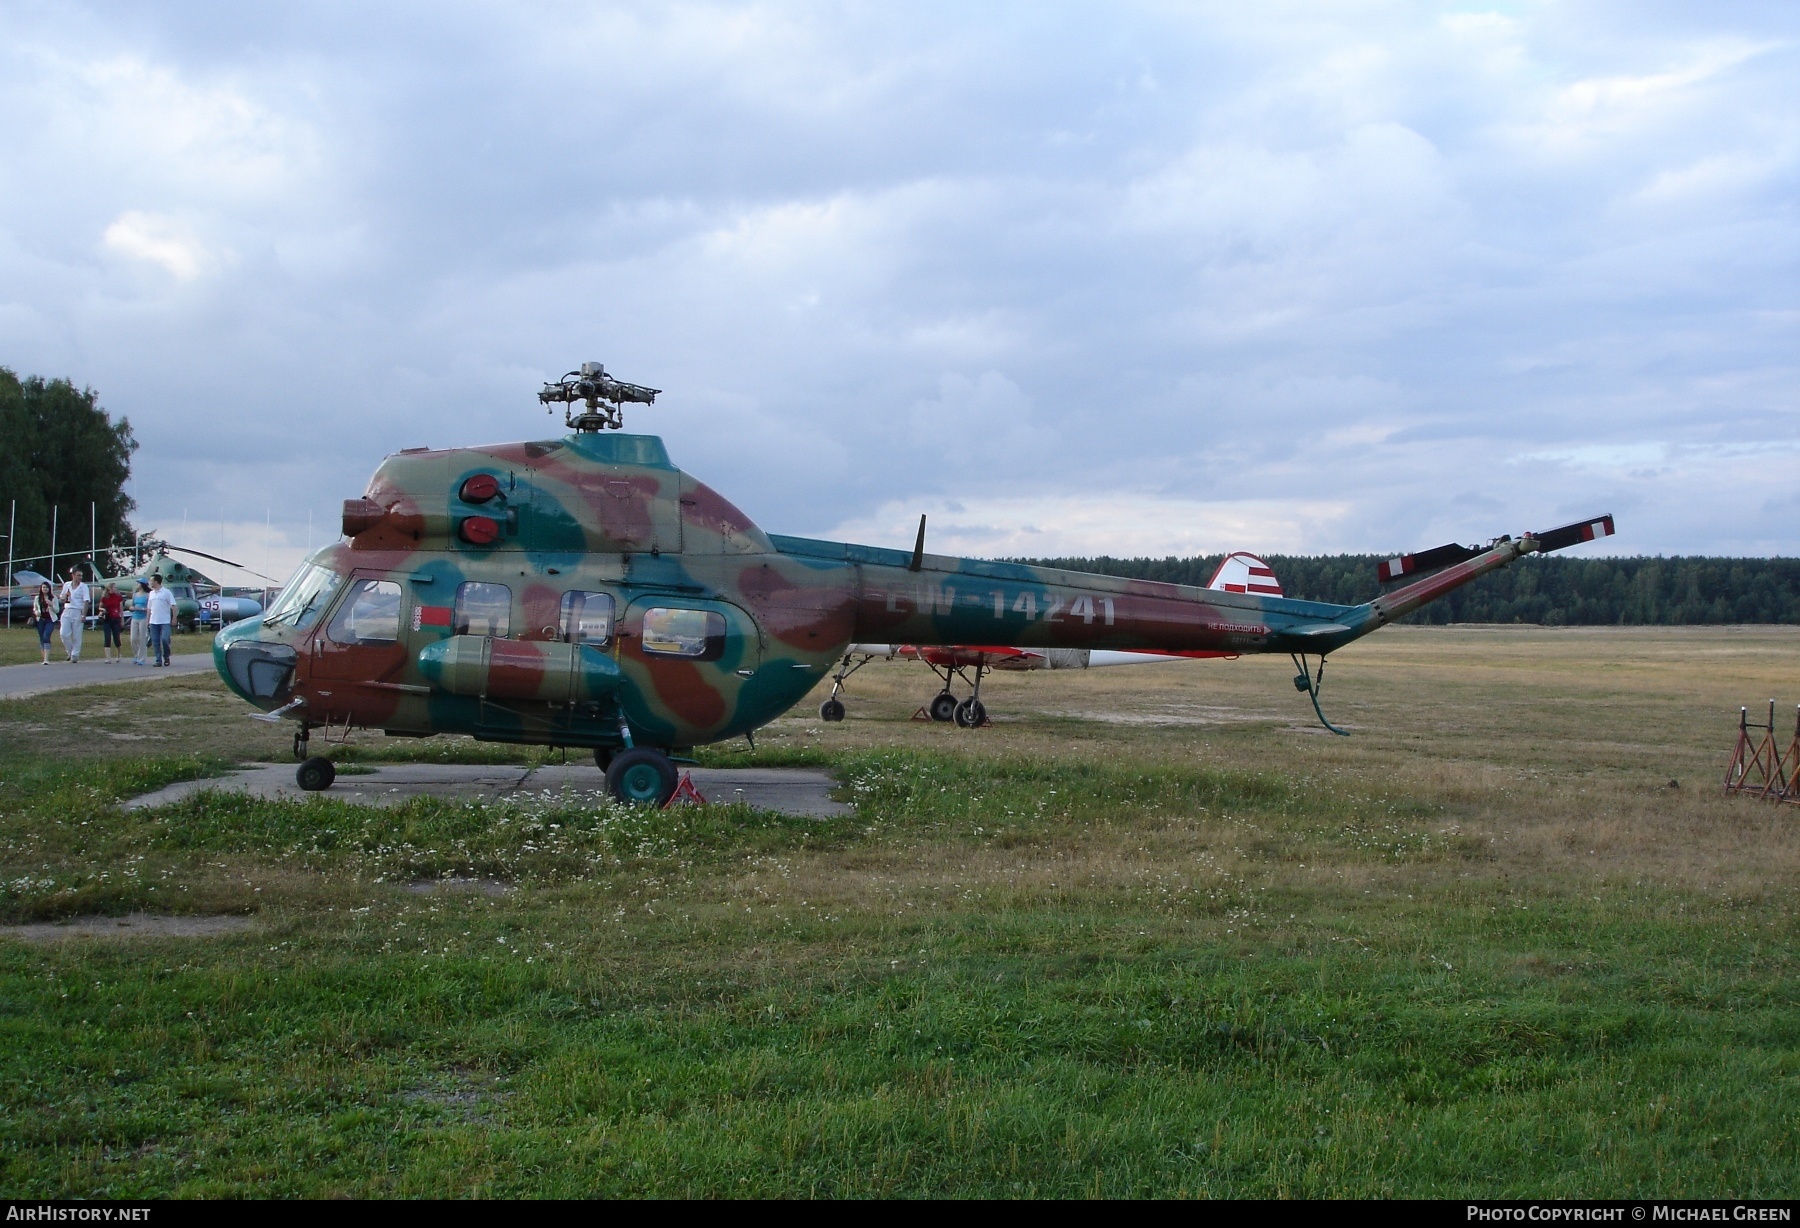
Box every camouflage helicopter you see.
[214,362,1616,803]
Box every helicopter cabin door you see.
[309,572,410,687]
[619,597,761,742]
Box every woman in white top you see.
[146,573,177,666]
[57,565,90,664]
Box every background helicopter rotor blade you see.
[158,545,282,584]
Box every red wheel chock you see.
[663,772,709,808]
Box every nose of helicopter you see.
[214,617,299,708]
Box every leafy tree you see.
[0,368,137,577]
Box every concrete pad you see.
[0,652,215,700]
[124,761,851,818]
[527,764,850,817]
[0,913,254,943]
[126,762,528,809]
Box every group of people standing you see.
[27,564,177,666]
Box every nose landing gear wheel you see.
[296,756,336,791]
[819,698,846,722]
[954,698,987,728]
[594,745,618,772]
[606,747,678,806]
[928,692,958,723]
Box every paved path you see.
[125,762,851,818]
[1,913,255,943]
[0,652,215,699]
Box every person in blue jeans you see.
[146,573,176,666]
[29,582,56,664]
[129,580,150,665]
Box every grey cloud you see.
[0,1,1795,571]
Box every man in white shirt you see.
[146,573,177,666]
[57,565,90,664]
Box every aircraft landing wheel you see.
[819,698,846,722]
[954,698,987,728]
[295,756,336,792]
[594,745,618,772]
[928,692,958,723]
[606,747,678,806]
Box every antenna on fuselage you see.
[538,362,661,432]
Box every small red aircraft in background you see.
[819,552,1280,726]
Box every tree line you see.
[0,369,136,574]
[1019,553,1800,625]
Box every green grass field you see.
[2,626,1798,1196]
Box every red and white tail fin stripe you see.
[1205,551,1283,597]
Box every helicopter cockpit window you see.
[327,579,402,645]
[453,582,512,638]
[640,607,725,660]
[263,564,342,631]
[559,591,615,645]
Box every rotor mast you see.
[538,362,660,432]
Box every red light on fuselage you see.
[459,516,500,545]
[460,473,501,503]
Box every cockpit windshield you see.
[262,564,343,630]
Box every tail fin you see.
[1207,552,1283,597]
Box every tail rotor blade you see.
[1532,514,1615,554]
[1377,542,1484,584]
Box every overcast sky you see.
[1,2,1795,581]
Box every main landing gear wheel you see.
[928,692,958,723]
[295,756,336,792]
[819,698,846,722]
[606,747,678,806]
[594,745,618,772]
[954,698,987,728]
